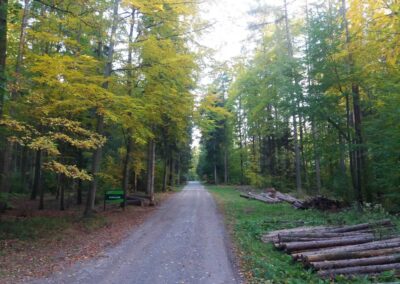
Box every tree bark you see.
[306,247,400,263]
[162,158,168,192]
[122,135,133,207]
[31,150,42,200]
[0,0,8,210]
[0,0,7,118]
[85,0,120,216]
[298,238,400,260]
[318,263,400,278]
[282,235,375,252]
[146,139,156,204]
[311,254,400,270]
[283,0,302,194]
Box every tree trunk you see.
[283,0,302,194]
[162,158,168,192]
[0,0,8,210]
[311,254,400,270]
[85,0,120,217]
[352,83,364,205]
[299,238,400,259]
[224,147,228,184]
[31,150,42,200]
[282,235,375,252]
[0,0,7,118]
[60,176,65,211]
[122,135,133,207]
[306,247,400,263]
[76,151,83,205]
[318,263,400,278]
[146,139,155,204]
[34,151,44,210]
[85,115,104,215]
[168,157,175,187]
[311,121,322,193]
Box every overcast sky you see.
[198,0,311,62]
[193,0,309,146]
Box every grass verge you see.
[208,185,400,284]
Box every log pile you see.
[262,220,400,279]
[240,188,344,211]
[240,188,303,206]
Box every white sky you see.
[192,0,309,147]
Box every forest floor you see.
[208,185,400,284]
[0,190,178,284]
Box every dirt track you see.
[32,182,239,284]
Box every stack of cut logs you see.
[262,219,400,278]
[240,189,343,210]
[240,189,303,208]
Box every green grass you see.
[208,185,400,284]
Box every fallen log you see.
[318,262,400,278]
[311,254,400,270]
[304,247,400,263]
[277,231,374,241]
[329,219,393,233]
[262,226,329,243]
[241,192,281,204]
[281,235,375,252]
[278,233,374,243]
[295,238,400,260]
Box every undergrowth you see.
[208,185,400,284]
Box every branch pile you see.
[240,188,343,211]
[262,219,400,279]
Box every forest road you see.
[32,181,240,284]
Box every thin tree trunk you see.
[341,0,362,207]
[224,148,228,184]
[31,150,42,200]
[122,135,133,207]
[162,158,168,192]
[146,139,155,204]
[0,0,7,118]
[283,0,302,194]
[312,121,322,193]
[168,157,175,188]
[0,0,8,209]
[34,150,44,210]
[76,151,83,205]
[60,176,65,211]
[85,0,120,216]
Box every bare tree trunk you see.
[122,136,133,206]
[76,151,83,205]
[60,176,65,211]
[146,140,156,204]
[31,150,42,200]
[283,0,302,194]
[224,148,228,184]
[0,0,7,118]
[85,0,120,216]
[168,157,175,188]
[341,0,363,206]
[0,0,8,209]
[312,121,322,193]
[162,158,168,192]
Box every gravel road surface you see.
[32,181,239,284]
